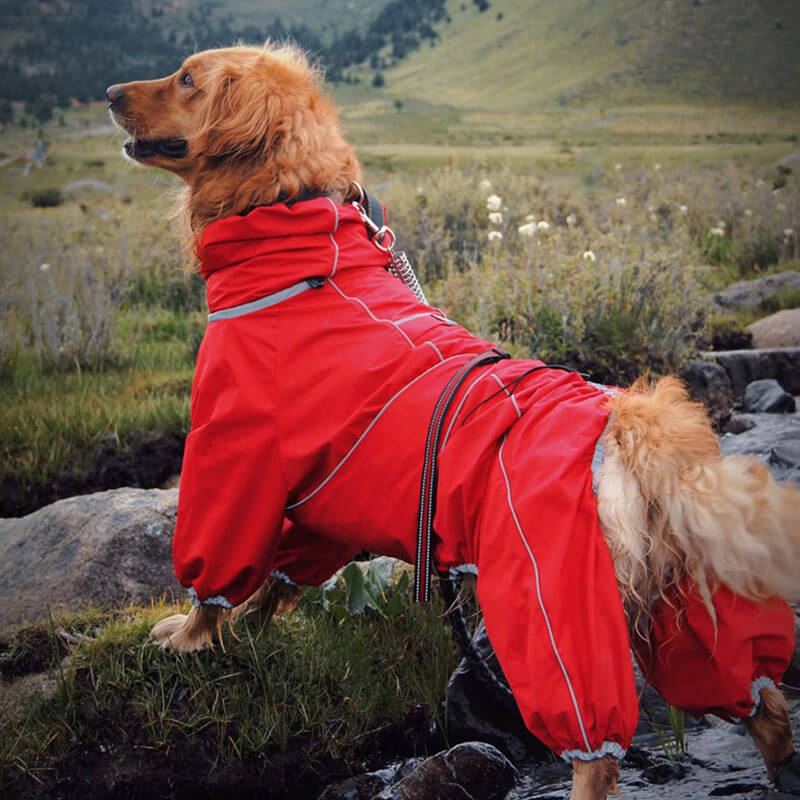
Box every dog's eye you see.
[180,73,194,88]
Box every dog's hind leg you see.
[569,756,620,799]
[744,685,795,781]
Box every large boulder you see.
[0,488,181,637]
[747,309,800,349]
[701,348,800,396]
[713,271,800,309]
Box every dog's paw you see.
[150,613,210,653]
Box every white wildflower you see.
[756,179,766,188]
[525,213,535,222]
[615,197,626,206]
[488,230,503,242]
[650,214,658,223]
[654,163,662,171]
[709,227,725,236]
[479,179,492,191]
[537,220,550,231]
[717,220,726,229]
[39,263,51,272]
[785,228,795,238]
[679,205,688,215]
[777,203,787,212]
[648,206,655,213]
[566,213,577,226]
[744,209,753,217]
[486,194,502,211]
[582,250,596,262]
[488,211,503,225]
[416,186,424,194]
[614,163,622,172]
[518,222,537,237]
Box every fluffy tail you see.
[598,377,800,623]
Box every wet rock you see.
[641,761,688,784]
[702,349,800,396]
[374,742,517,800]
[713,271,800,309]
[446,623,551,762]
[681,360,733,428]
[0,488,181,637]
[721,415,757,435]
[748,309,800,349]
[319,761,420,800]
[742,380,796,413]
[719,412,800,484]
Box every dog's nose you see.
[106,84,125,105]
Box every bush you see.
[30,188,64,208]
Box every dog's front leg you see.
[150,605,227,653]
[569,756,620,799]
[744,686,795,781]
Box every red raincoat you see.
[174,198,794,761]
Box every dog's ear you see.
[196,66,286,162]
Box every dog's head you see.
[108,44,360,241]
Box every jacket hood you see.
[197,197,391,312]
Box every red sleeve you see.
[635,580,795,722]
[272,518,360,587]
[173,326,289,609]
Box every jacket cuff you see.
[270,570,298,589]
[561,741,627,762]
[747,677,777,718]
[187,587,233,609]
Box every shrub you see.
[30,188,64,208]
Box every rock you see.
[63,179,114,196]
[702,348,800,396]
[719,412,800,484]
[0,488,181,637]
[713,271,800,309]
[747,309,800,349]
[742,379,796,413]
[373,742,517,800]
[721,415,756,435]
[319,761,419,800]
[445,622,550,762]
[680,360,733,428]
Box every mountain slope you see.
[385,0,800,110]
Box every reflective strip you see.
[325,197,340,277]
[498,434,593,753]
[327,278,414,348]
[207,279,316,322]
[286,353,481,510]
[425,340,444,361]
[491,373,521,419]
[561,741,626,763]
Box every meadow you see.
[1,97,799,791]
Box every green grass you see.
[0,591,458,789]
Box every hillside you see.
[384,0,800,110]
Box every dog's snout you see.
[106,84,125,106]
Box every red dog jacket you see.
[174,198,794,761]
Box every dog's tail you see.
[599,377,800,622]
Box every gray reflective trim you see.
[561,741,626,763]
[491,373,521,419]
[425,340,444,361]
[441,370,492,447]
[207,279,315,322]
[187,587,233,609]
[587,381,620,397]
[325,197,340,277]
